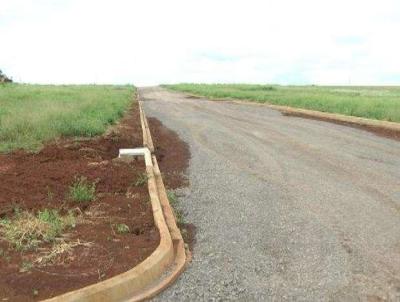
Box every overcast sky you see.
[1,0,399,85]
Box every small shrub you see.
[167,190,184,225]
[69,176,96,203]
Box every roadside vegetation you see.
[0,208,76,251]
[163,84,400,123]
[114,223,130,234]
[134,172,149,187]
[167,190,184,225]
[0,84,134,152]
[68,176,96,203]
[0,85,160,300]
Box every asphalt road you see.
[140,87,400,301]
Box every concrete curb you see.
[43,96,187,301]
[265,104,400,132]
[138,96,155,153]
[181,91,400,134]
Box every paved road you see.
[140,87,400,301]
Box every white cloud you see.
[0,0,399,85]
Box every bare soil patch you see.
[147,117,196,251]
[0,103,160,301]
[147,117,190,189]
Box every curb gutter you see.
[182,91,400,135]
[43,94,187,302]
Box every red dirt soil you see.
[147,117,190,190]
[0,103,160,301]
[147,117,196,251]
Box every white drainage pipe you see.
[119,147,152,166]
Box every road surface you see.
[140,87,400,301]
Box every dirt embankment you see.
[0,103,160,301]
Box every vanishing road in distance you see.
[140,87,400,301]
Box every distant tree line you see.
[0,69,12,83]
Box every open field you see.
[0,84,134,153]
[163,84,400,123]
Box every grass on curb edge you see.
[167,191,184,225]
[134,173,149,187]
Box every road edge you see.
[42,96,187,302]
[172,90,400,136]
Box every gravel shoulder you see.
[140,87,400,301]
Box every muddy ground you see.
[0,103,159,301]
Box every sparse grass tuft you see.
[69,176,96,203]
[34,240,92,266]
[114,223,130,234]
[0,209,76,251]
[20,260,33,272]
[0,248,10,262]
[167,190,178,207]
[46,186,54,202]
[167,191,184,225]
[135,173,149,187]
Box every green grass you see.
[167,190,184,225]
[114,223,130,234]
[163,84,400,123]
[68,176,96,203]
[134,173,149,187]
[0,84,134,153]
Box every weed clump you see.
[0,209,76,251]
[114,223,130,234]
[69,176,96,203]
[134,173,149,186]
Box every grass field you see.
[163,84,400,123]
[0,84,134,153]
